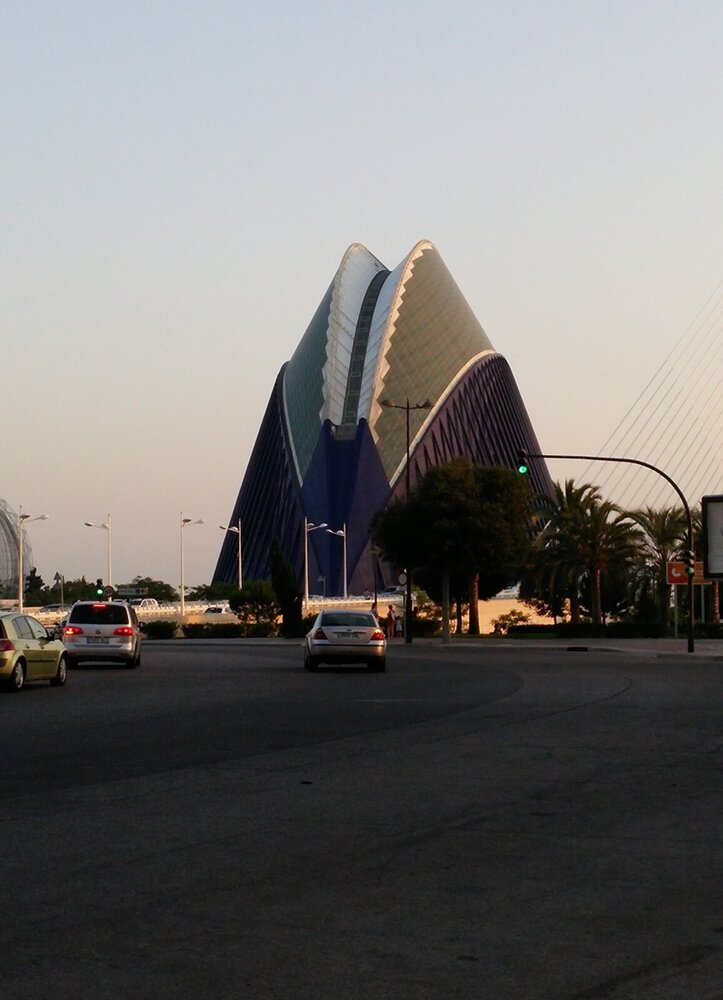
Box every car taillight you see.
[64,626,84,635]
[113,626,133,636]
[0,639,15,651]
[371,629,385,640]
[312,628,326,640]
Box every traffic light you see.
[683,550,695,575]
[95,578,104,597]
[516,449,529,475]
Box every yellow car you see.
[0,611,69,691]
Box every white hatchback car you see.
[63,601,142,668]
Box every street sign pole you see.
[673,585,678,639]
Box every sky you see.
[3,0,722,589]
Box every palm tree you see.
[626,506,687,623]
[527,480,643,626]
[527,480,601,623]
[567,498,643,625]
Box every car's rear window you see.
[321,613,375,627]
[68,604,130,625]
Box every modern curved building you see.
[0,498,25,595]
[214,240,553,595]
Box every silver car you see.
[304,610,386,672]
[63,601,142,668]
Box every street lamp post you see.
[180,513,204,617]
[83,514,112,589]
[304,518,327,614]
[379,397,433,643]
[518,448,696,654]
[325,524,348,599]
[218,519,243,588]
[18,507,49,612]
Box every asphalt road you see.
[1,642,721,999]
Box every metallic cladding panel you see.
[214,367,304,584]
[283,282,334,485]
[284,245,387,485]
[300,419,392,596]
[400,353,554,503]
[370,243,495,483]
[0,498,25,590]
[324,244,387,427]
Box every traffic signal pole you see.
[517,449,695,653]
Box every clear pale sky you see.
[3,0,722,589]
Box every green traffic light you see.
[517,462,528,475]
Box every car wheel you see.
[7,660,25,691]
[304,648,319,672]
[50,655,68,687]
[368,658,386,673]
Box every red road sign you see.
[666,561,706,585]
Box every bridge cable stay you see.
[581,275,723,511]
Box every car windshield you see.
[320,613,375,627]
[68,604,130,625]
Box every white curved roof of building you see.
[283,240,497,485]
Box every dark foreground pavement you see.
[0,643,720,999]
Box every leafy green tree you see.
[270,540,303,638]
[372,459,529,639]
[24,567,47,606]
[186,581,239,601]
[228,580,279,631]
[121,576,179,602]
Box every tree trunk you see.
[455,596,463,634]
[441,568,451,643]
[592,566,603,626]
[468,572,479,635]
[569,591,580,623]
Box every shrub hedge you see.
[141,619,179,639]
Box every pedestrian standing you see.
[386,604,395,639]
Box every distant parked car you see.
[63,601,142,668]
[0,611,68,691]
[128,598,160,611]
[38,604,72,615]
[204,604,230,615]
[304,610,386,672]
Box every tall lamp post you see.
[304,518,327,614]
[180,513,204,617]
[326,524,348,599]
[218,519,243,588]
[84,514,112,589]
[379,397,433,643]
[517,448,696,654]
[18,507,49,612]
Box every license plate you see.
[87,637,109,644]
[334,631,361,639]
